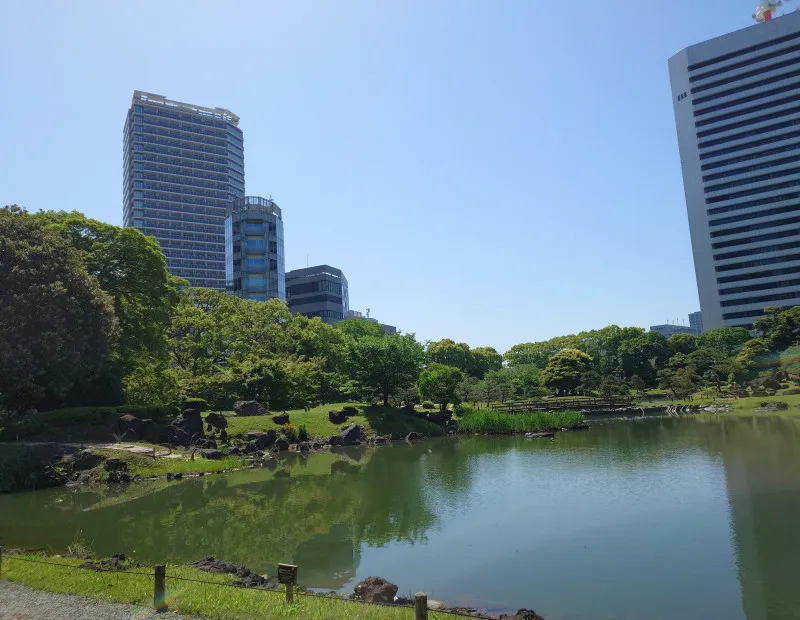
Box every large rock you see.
[104,458,128,472]
[107,471,133,484]
[169,428,191,447]
[205,412,228,430]
[193,438,217,449]
[354,576,398,603]
[272,438,290,452]
[342,406,358,417]
[405,431,423,442]
[272,414,290,425]
[234,400,266,417]
[118,414,143,440]
[200,449,224,460]
[498,610,545,620]
[63,449,101,471]
[329,424,365,446]
[180,408,204,439]
[428,412,452,425]
[328,409,347,424]
[247,430,277,450]
[188,557,278,589]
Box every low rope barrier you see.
[0,547,498,619]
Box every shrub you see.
[282,423,298,443]
[421,401,435,410]
[298,425,309,442]
[182,397,210,411]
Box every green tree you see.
[754,306,800,351]
[599,375,630,397]
[0,207,118,414]
[503,335,580,369]
[540,349,594,394]
[335,317,384,341]
[697,326,751,356]
[579,370,602,394]
[350,333,425,405]
[426,339,473,375]
[667,333,697,357]
[483,368,515,403]
[510,364,546,399]
[629,374,647,396]
[657,368,698,399]
[618,330,668,385]
[419,363,465,411]
[470,346,503,379]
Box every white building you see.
[669,12,800,331]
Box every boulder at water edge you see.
[354,576,398,604]
[329,424,365,446]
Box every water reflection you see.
[3,417,800,619]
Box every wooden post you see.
[286,582,294,603]
[277,563,298,604]
[154,564,166,610]
[414,592,428,620]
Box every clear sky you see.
[0,1,773,351]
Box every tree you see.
[484,368,515,402]
[0,207,118,414]
[419,364,465,411]
[335,317,384,341]
[618,330,668,385]
[540,349,594,394]
[629,374,647,396]
[599,375,630,397]
[470,346,503,379]
[426,339,473,375]
[754,306,800,351]
[657,368,698,399]
[667,333,697,357]
[697,326,751,357]
[350,333,425,405]
[510,365,546,399]
[503,335,580,369]
[579,370,602,395]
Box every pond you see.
[2,416,800,620]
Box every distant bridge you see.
[489,396,635,413]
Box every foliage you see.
[629,374,647,395]
[697,326,751,356]
[425,339,502,379]
[667,333,697,357]
[755,306,800,351]
[471,346,503,378]
[297,425,309,442]
[509,364,546,398]
[348,333,425,405]
[0,207,118,415]
[657,368,698,399]
[124,361,179,408]
[579,370,602,394]
[540,349,594,394]
[282,423,298,443]
[456,407,584,433]
[421,400,436,410]
[599,375,629,396]
[419,363,464,411]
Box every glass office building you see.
[225,196,285,301]
[286,265,349,324]
[123,91,245,290]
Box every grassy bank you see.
[457,408,585,434]
[1,553,451,620]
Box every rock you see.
[104,458,128,472]
[372,436,390,444]
[174,473,183,480]
[107,471,133,484]
[205,412,228,430]
[427,600,447,611]
[79,554,138,572]
[188,557,279,589]
[140,419,159,443]
[63,449,101,471]
[755,401,790,412]
[405,432,423,442]
[247,430,277,450]
[400,403,416,415]
[244,441,259,454]
[200,449,224,460]
[219,429,228,444]
[193,438,217,449]
[297,442,311,452]
[234,400,267,417]
[342,406,358,417]
[328,409,348,424]
[118,414,143,440]
[272,414,290,425]
[169,428,191,447]
[354,576,398,604]
[498,610,545,620]
[180,408,205,439]
[427,412,452,425]
[312,441,325,449]
[272,439,290,452]
[227,447,243,456]
[329,424,366,446]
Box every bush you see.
[282,423,298,443]
[182,397,210,411]
[298,425,309,442]
[421,401,435,410]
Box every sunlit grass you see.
[457,408,585,433]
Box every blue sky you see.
[0,1,771,351]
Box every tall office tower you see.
[689,311,704,335]
[225,196,285,301]
[286,265,349,324]
[123,91,245,290]
[669,12,800,330]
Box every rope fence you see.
[0,546,495,619]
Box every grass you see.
[91,446,248,480]
[457,408,585,434]
[225,403,444,440]
[1,553,452,620]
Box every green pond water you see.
[2,416,800,620]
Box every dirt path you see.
[0,581,190,620]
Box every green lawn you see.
[1,553,452,620]
[456,409,585,434]
[225,403,443,440]
[91,446,248,480]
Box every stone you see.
[227,446,243,456]
[193,438,217,449]
[328,409,348,424]
[205,412,228,430]
[372,436,390,444]
[180,408,205,439]
[329,424,366,446]
[342,406,358,417]
[272,438,290,452]
[188,557,279,590]
[427,412,452,425]
[353,576,398,604]
[272,414,290,425]
[405,431,423,442]
[118,414,143,440]
[169,428,191,447]
[498,610,545,620]
[247,430,277,450]
[103,458,128,472]
[400,403,416,415]
[234,400,267,417]
[200,449,224,460]
[64,449,101,471]
[219,429,228,444]
[297,442,310,452]
[107,471,133,484]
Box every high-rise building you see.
[123,91,245,290]
[649,324,697,339]
[689,311,704,335]
[286,265,349,324]
[669,13,800,331]
[225,196,285,301]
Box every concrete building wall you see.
[286,265,349,325]
[669,13,800,330]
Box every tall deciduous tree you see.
[471,346,503,379]
[350,333,425,405]
[419,363,465,411]
[697,326,751,357]
[426,339,473,374]
[667,333,697,357]
[0,207,118,414]
[540,349,594,394]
